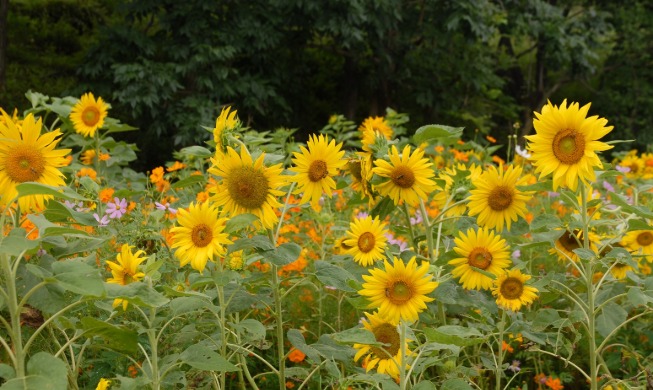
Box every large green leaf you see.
[0,352,67,390]
[80,317,138,354]
[105,282,169,308]
[267,242,302,266]
[314,260,356,292]
[423,325,485,347]
[413,124,464,146]
[49,259,105,296]
[16,182,89,202]
[179,344,239,372]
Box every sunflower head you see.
[550,229,598,262]
[359,116,393,140]
[106,244,147,310]
[70,92,109,137]
[344,215,388,267]
[353,311,410,379]
[526,99,613,191]
[492,269,539,312]
[213,106,239,154]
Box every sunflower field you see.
[1,91,652,390]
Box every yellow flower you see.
[213,106,239,154]
[106,244,147,310]
[550,229,598,262]
[610,261,634,280]
[492,269,539,312]
[359,116,393,139]
[0,112,71,212]
[95,378,111,390]
[449,227,512,290]
[353,311,410,379]
[347,152,374,200]
[170,202,232,273]
[359,256,438,324]
[372,145,437,206]
[433,163,482,217]
[80,149,96,165]
[526,99,613,191]
[226,250,246,271]
[344,215,388,267]
[467,164,532,232]
[622,230,653,262]
[289,134,346,209]
[618,153,644,179]
[70,92,109,137]
[209,147,286,229]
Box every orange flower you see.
[166,161,186,172]
[99,153,110,161]
[149,166,165,183]
[76,167,97,180]
[534,373,547,385]
[21,218,39,240]
[80,149,96,165]
[492,155,505,165]
[196,191,209,203]
[63,155,73,166]
[545,377,564,390]
[285,381,295,389]
[502,340,514,353]
[99,188,115,203]
[155,180,170,192]
[127,201,137,212]
[287,348,306,363]
[486,135,497,143]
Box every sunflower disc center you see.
[191,224,213,247]
[308,160,328,182]
[500,277,524,300]
[637,232,653,246]
[370,323,401,358]
[357,232,376,253]
[391,166,415,188]
[227,166,270,209]
[386,280,413,304]
[552,129,585,165]
[6,145,46,183]
[487,186,513,211]
[468,247,492,269]
[558,230,581,253]
[82,107,101,127]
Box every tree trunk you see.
[0,0,8,94]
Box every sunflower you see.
[70,92,109,137]
[353,311,410,379]
[209,146,286,229]
[618,153,644,179]
[344,215,388,267]
[170,202,232,273]
[467,164,532,232]
[347,152,374,200]
[289,134,346,208]
[0,113,71,212]
[213,106,239,155]
[610,261,634,280]
[372,145,437,206]
[359,116,393,139]
[622,230,653,262]
[449,227,512,290]
[525,99,613,191]
[433,163,482,217]
[550,229,598,262]
[359,256,438,324]
[106,244,147,310]
[492,269,539,312]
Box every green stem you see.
[419,199,434,261]
[399,320,408,390]
[581,182,598,390]
[402,203,417,250]
[215,262,228,390]
[147,308,159,389]
[495,310,506,390]
[0,253,23,376]
[268,229,285,390]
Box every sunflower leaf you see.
[16,182,90,202]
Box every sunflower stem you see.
[495,309,506,390]
[268,229,286,390]
[214,261,228,390]
[146,278,160,390]
[402,203,417,251]
[399,320,408,390]
[580,182,598,390]
[0,253,24,377]
[419,199,435,262]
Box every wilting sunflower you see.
[526,99,613,191]
[171,202,232,273]
[353,311,410,380]
[449,227,511,290]
[359,256,438,324]
[372,145,437,206]
[106,244,147,310]
[289,134,346,208]
[347,152,374,200]
[70,92,109,137]
[213,106,239,155]
[622,230,653,261]
[209,146,286,229]
[492,269,539,312]
[359,116,393,139]
[550,229,598,262]
[344,215,388,267]
[0,113,71,212]
[467,164,532,232]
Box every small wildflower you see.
[106,197,128,219]
[94,213,110,227]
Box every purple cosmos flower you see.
[105,197,127,219]
[93,213,110,227]
[511,249,521,260]
[410,210,423,225]
[155,201,177,215]
[64,200,88,212]
[602,181,615,193]
[616,165,631,173]
[507,360,521,373]
[356,211,370,219]
[385,232,409,252]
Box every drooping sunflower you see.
[526,99,613,191]
[344,215,388,267]
[492,269,539,312]
[106,244,147,310]
[550,229,598,262]
[372,145,437,206]
[467,164,532,232]
[359,116,393,139]
[347,152,374,200]
[289,134,346,208]
[449,227,512,290]
[213,106,239,155]
[359,256,438,324]
[353,311,410,379]
[0,113,71,212]
[209,146,287,229]
[70,92,109,137]
[171,202,232,273]
[622,230,653,262]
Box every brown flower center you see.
[558,230,582,253]
[391,165,415,189]
[636,232,653,247]
[357,232,376,253]
[500,277,524,300]
[308,160,328,182]
[552,129,585,165]
[6,144,46,183]
[370,323,401,358]
[385,280,413,305]
[191,224,213,247]
[488,186,513,211]
[227,166,269,209]
[468,247,492,269]
[82,106,101,127]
